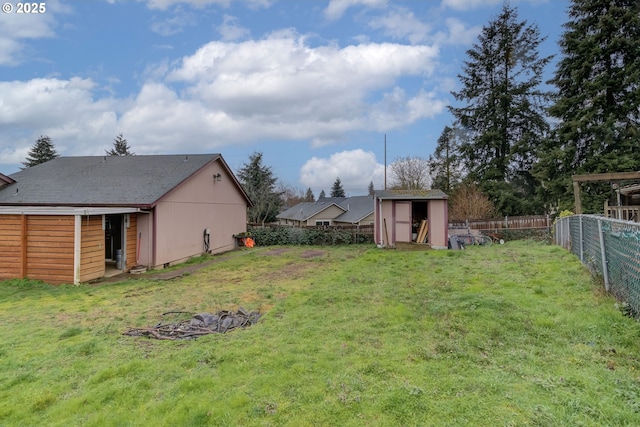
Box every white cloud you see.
[165,31,442,137]
[0,0,70,65]
[150,6,197,36]
[324,0,388,21]
[436,18,481,46]
[1,33,447,171]
[217,15,250,41]
[367,6,430,44]
[300,149,385,195]
[0,77,120,167]
[139,0,272,10]
[441,0,549,11]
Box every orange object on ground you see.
[243,237,255,248]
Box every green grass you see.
[1,242,640,426]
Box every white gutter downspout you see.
[378,197,384,246]
[73,215,81,284]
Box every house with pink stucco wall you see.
[0,154,251,284]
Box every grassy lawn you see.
[1,241,640,426]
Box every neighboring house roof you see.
[277,198,346,222]
[0,154,251,208]
[277,196,374,224]
[333,196,374,223]
[373,189,448,200]
[0,173,15,186]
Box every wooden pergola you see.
[572,171,640,214]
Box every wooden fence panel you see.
[451,215,551,231]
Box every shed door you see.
[394,201,412,243]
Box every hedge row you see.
[247,226,374,246]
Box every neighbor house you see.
[373,189,449,249]
[276,196,374,227]
[0,154,251,284]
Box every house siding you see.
[26,215,74,284]
[428,199,448,249]
[306,205,345,226]
[0,215,22,280]
[153,162,247,268]
[126,213,137,271]
[79,215,104,283]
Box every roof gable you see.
[0,173,15,186]
[277,198,346,221]
[278,196,374,223]
[0,154,249,207]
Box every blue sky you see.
[0,0,568,197]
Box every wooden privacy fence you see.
[450,215,552,231]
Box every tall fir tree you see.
[429,126,464,193]
[22,135,59,168]
[368,181,374,196]
[319,190,326,199]
[304,187,315,202]
[537,0,640,213]
[449,3,552,215]
[106,134,134,156]
[237,152,283,225]
[330,178,346,197]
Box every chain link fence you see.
[555,215,640,313]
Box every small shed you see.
[0,154,251,284]
[373,189,448,249]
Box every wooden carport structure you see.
[572,171,640,215]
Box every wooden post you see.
[573,181,582,214]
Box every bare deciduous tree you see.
[388,156,430,190]
[449,182,495,221]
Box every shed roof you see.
[373,189,448,200]
[0,154,250,208]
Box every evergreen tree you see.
[449,3,552,215]
[368,181,374,196]
[330,178,346,197]
[22,135,59,168]
[106,134,134,156]
[537,0,640,212]
[428,126,464,193]
[305,187,315,202]
[237,152,283,225]
[319,190,326,199]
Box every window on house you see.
[315,220,330,227]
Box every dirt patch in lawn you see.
[263,248,291,256]
[300,250,325,259]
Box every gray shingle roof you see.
[277,196,374,224]
[0,154,227,207]
[333,196,374,223]
[373,189,448,200]
[277,198,345,221]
